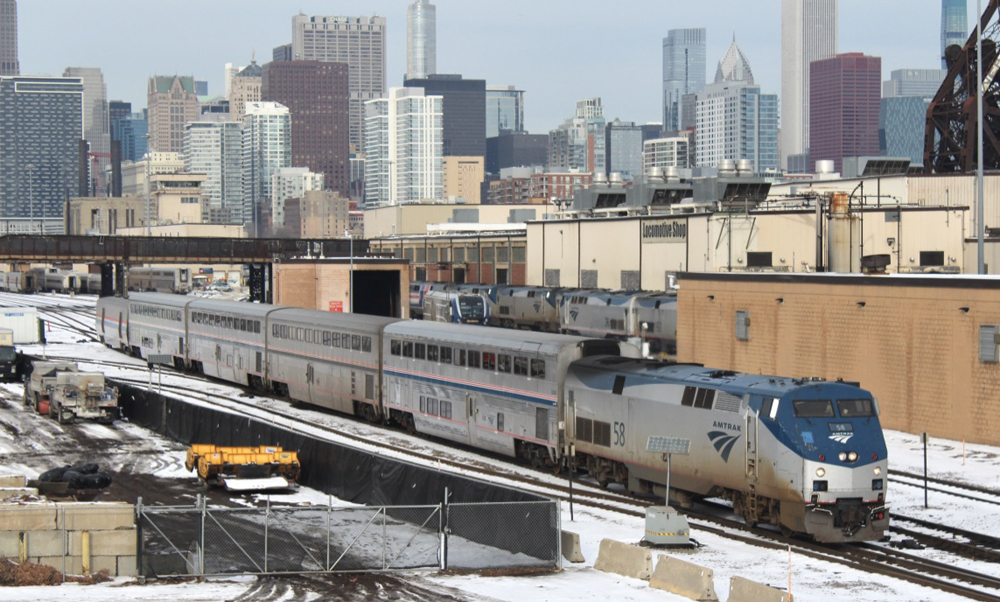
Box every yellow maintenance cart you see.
[185,444,301,492]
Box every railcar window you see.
[695,389,716,409]
[415,343,426,360]
[296,328,304,340]
[469,350,481,368]
[428,345,439,362]
[530,359,545,378]
[513,356,528,376]
[498,354,511,373]
[837,399,875,417]
[497,412,504,432]
[391,340,401,356]
[681,386,696,407]
[793,400,835,418]
[441,401,452,419]
[353,335,361,351]
[240,319,246,331]
[761,397,773,419]
[323,331,332,346]
[440,347,452,364]
[428,397,438,416]
[483,352,496,371]
[280,325,288,338]
[403,342,413,358]
[457,349,466,366]
[254,321,260,334]
[362,337,372,353]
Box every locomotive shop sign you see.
[641,218,687,243]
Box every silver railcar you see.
[96,295,130,351]
[495,286,560,332]
[129,267,192,294]
[125,293,190,365]
[186,299,270,386]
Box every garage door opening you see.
[352,271,401,318]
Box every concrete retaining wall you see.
[649,555,718,601]
[729,576,792,602]
[593,538,652,580]
[0,500,137,577]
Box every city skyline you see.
[14,0,974,134]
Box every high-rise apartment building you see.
[404,74,486,158]
[781,0,837,170]
[183,117,244,223]
[643,137,690,174]
[63,67,110,196]
[364,87,443,206]
[941,0,968,68]
[0,0,17,76]
[147,75,199,153]
[548,98,606,174]
[809,53,881,173]
[882,68,947,99]
[486,85,525,137]
[272,45,293,63]
[605,120,645,180]
[0,76,83,223]
[224,63,244,98]
[228,60,261,123]
[262,60,350,195]
[696,40,778,172]
[662,29,706,133]
[242,101,291,233]
[270,167,324,228]
[407,0,436,80]
[292,14,386,152]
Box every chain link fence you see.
[138,496,560,577]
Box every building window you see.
[980,325,1000,363]
[735,310,750,341]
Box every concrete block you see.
[26,530,67,557]
[0,506,57,531]
[560,529,585,563]
[0,487,36,497]
[56,503,135,531]
[593,538,653,581]
[0,476,26,487]
[34,555,83,576]
[116,554,138,577]
[91,555,118,575]
[68,529,137,556]
[0,531,22,557]
[649,555,718,601]
[728,576,792,602]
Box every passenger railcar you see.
[187,299,271,386]
[37,269,82,293]
[0,271,32,293]
[128,267,192,294]
[495,286,560,332]
[409,282,448,319]
[422,290,490,325]
[566,358,888,542]
[80,274,104,295]
[96,296,130,351]
[125,293,189,367]
[382,320,634,465]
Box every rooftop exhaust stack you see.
[718,159,737,177]
[663,166,681,183]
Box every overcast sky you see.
[17,0,977,132]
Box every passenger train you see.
[96,293,889,542]
[421,290,490,325]
[0,267,190,295]
[411,282,678,355]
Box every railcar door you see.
[306,363,316,405]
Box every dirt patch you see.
[0,558,112,586]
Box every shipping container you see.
[0,307,40,343]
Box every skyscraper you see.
[605,120,645,180]
[147,75,199,153]
[364,88,443,206]
[549,98,606,174]
[781,0,837,170]
[183,118,244,223]
[262,60,351,195]
[809,53,881,173]
[403,74,486,158]
[879,96,928,164]
[116,112,148,163]
[228,60,260,123]
[270,167,324,229]
[108,100,131,141]
[407,0,436,80]
[486,85,525,137]
[662,29,706,133]
[63,67,110,196]
[696,40,779,172]
[0,76,83,225]
[882,68,947,99]
[242,101,291,232]
[0,0,17,76]
[941,0,968,68]
[292,15,387,153]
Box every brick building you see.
[677,273,1000,446]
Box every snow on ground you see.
[0,294,997,601]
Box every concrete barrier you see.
[57,503,135,531]
[729,576,793,602]
[649,555,718,601]
[0,505,58,531]
[560,530,585,563]
[0,475,26,487]
[593,538,652,580]
[0,487,37,497]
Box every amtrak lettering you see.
[712,420,741,432]
[641,219,687,243]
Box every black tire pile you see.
[38,462,113,490]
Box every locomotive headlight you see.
[838,452,847,462]
[873,466,882,475]
[847,451,858,462]
[815,467,826,478]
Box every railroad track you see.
[890,469,1000,506]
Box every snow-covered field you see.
[0,293,997,601]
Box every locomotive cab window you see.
[837,399,875,417]
[793,399,834,418]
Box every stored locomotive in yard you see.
[96,293,889,542]
[421,290,490,324]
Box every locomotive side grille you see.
[716,392,742,413]
[594,421,612,447]
[365,374,374,400]
[576,417,593,443]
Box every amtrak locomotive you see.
[96,293,888,542]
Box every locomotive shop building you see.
[677,272,1000,447]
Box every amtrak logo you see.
[533,302,541,313]
[708,431,741,462]
[569,309,579,321]
[829,434,854,444]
